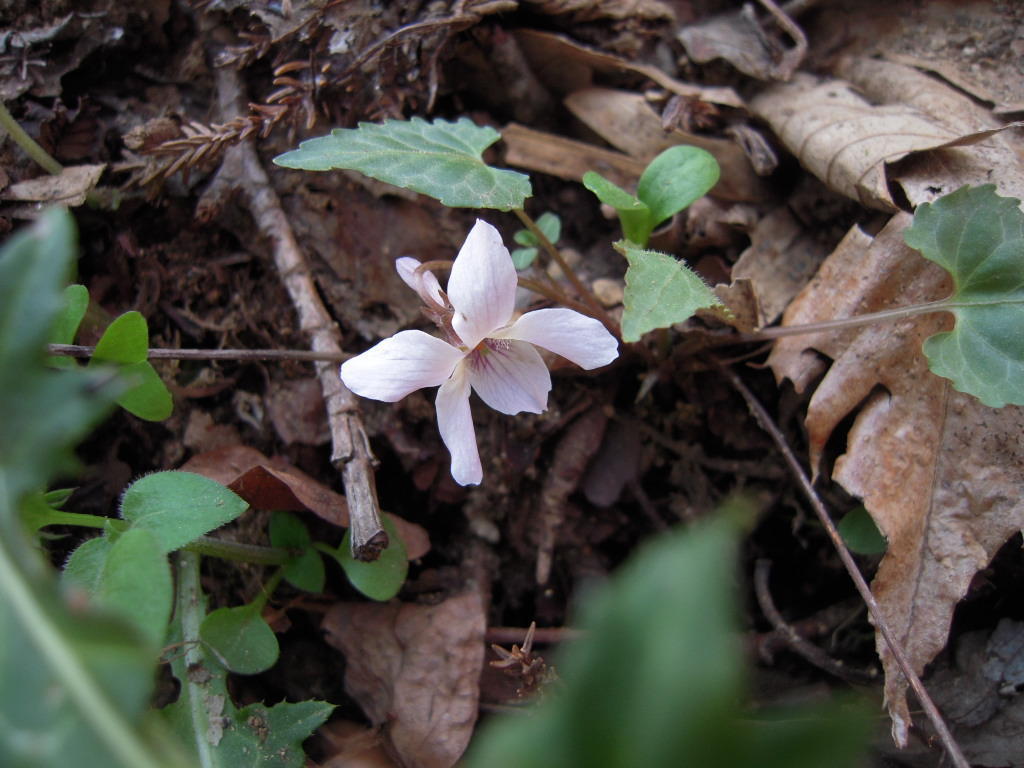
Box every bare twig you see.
[48,343,347,363]
[754,559,878,685]
[211,60,386,561]
[717,361,969,768]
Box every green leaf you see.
[615,241,721,342]
[904,184,1024,407]
[120,471,249,554]
[0,210,121,501]
[582,171,653,245]
[636,146,719,229]
[49,284,89,369]
[837,506,887,555]
[113,360,173,421]
[466,499,870,768]
[91,311,148,364]
[327,516,407,601]
[535,211,562,243]
[219,701,334,768]
[88,312,173,421]
[63,535,113,593]
[200,604,279,675]
[274,117,532,210]
[270,511,325,593]
[511,246,539,270]
[97,529,172,648]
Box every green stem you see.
[720,298,957,344]
[513,208,620,338]
[0,485,166,768]
[174,551,216,768]
[249,567,285,612]
[0,100,63,175]
[33,510,294,565]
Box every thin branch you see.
[210,56,386,561]
[754,559,878,685]
[48,343,347,363]
[717,361,969,768]
[0,100,63,174]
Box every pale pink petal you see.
[436,365,482,485]
[466,339,550,415]
[495,308,619,370]
[447,220,517,350]
[395,257,446,307]
[340,330,464,402]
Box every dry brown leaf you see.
[564,87,773,202]
[767,215,1024,746]
[750,73,1018,211]
[513,28,744,108]
[322,593,486,768]
[182,445,430,560]
[521,0,674,22]
[833,56,1024,207]
[2,164,105,207]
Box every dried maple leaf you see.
[768,214,1024,746]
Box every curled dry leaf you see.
[182,445,429,560]
[751,73,1020,211]
[322,593,486,768]
[2,164,105,207]
[767,215,1024,746]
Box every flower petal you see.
[340,330,464,402]
[495,308,619,370]
[466,339,551,415]
[436,365,482,485]
[395,257,446,307]
[447,219,517,349]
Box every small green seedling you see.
[583,145,720,247]
[512,211,561,269]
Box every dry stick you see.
[754,559,878,685]
[211,64,387,561]
[48,343,347,362]
[718,363,969,768]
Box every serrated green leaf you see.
[636,146,719,229]
[114,360,173,421]
[63,535,113,593]
[120,471,249,554]
[219,701,334,768]
[904,184,1024,407]
[327,516,407,601]
[274,117,531,210]
[582,171,653,245]
[270,512,325,593]
[467,499,870,768]
[200,605,279,675]
[615,241,721,342]
[49,284,89,370]
[837,506,887,556]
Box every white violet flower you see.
[340,219,619,486]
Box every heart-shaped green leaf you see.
[325,515,407,601]
[200,604,279,675]
[616,241,721,342]
[636,146,720,229]
[270,511,325,593]
[120,471,249,554]
[904,185,1024,407]
[583,171,653,245]
[89,311,173,421]
[274,117,531,210]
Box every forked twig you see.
[210,58,386,561]
[717,362,968,768]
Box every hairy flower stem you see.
[33,510,294,565]
[513,208,619,338]
[0,100,63,174]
